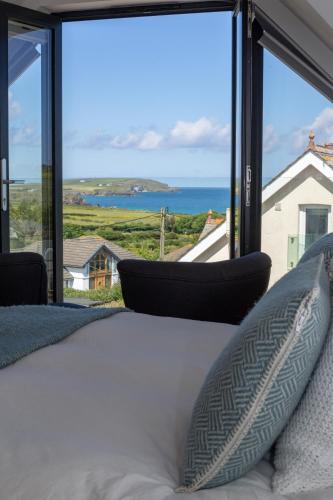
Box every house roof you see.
[22,236,142,268]
[263,133,333,192]
[63,236,142,268]
[198,210,224,241]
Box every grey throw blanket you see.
[0,305,128,369]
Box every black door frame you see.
[0,0,63,302]
[59,1,234,21]
[242,3,263,255]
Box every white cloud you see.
[167,117,230,149]
[263,124,279,153]
[75,117,231,151]
[77,129,163,151]
[109,130,163,150]
[136,130,163,150]
[292,107,333,152]
[9,92,21,120]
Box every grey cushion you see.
[272,234,333,496]
[178,255,331,492]
[273,320,333,496]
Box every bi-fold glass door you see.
[231,0,263,258]
[0,3,62,302]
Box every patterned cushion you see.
[299,233,333,289]
[273,320,333,496]
[178,255,331,492]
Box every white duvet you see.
[0,311,331,500]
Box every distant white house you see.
[179,133,333,285]
[63,236,142,291]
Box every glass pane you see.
[63,13,233,306]
[8,21,53,297]
[305,208,328,236]
[261,49,333,284]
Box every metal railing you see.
[287,233,323,269]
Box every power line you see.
[159,207,168,261]
[108,213,161,226]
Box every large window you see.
[8,21,55,296]
[261,49,333,285]
[63,12,233,305]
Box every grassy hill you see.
[63,177,176,195]
[64,205,160,227]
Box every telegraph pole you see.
[159,207,167,261]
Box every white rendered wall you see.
[66,265,89,291]
[262,176,333,285]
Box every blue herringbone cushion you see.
[178,255,331,492]
[298,233,333,291]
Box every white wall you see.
[262,175,333,284]
[66,264,89,291]
[66,256,121,290]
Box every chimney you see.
[307,130,316,151]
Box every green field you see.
[64,204,160,227]
[63,204,224,261]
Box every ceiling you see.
[3,0,333,28]
[282,0,333,52]
[5,0,333,55]
[4,0,200,13]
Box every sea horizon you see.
[83,186,233,215]
[28,175,272,188]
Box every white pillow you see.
[273,319,333,496]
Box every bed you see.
[0,311,332,500]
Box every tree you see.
[11,199,42,245]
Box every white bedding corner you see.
[0,311,331,500]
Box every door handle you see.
[1,158,7,212]
[0,158,25,212]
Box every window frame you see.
[299,204,331,239]
[51,0,333,275]
[0,0,63,302]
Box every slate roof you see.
[63,236,142,268]
[22,236,143,268]
[198,210,224,241]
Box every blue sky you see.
[62,13,232,182]
[8,12,333,185]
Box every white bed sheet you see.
[0,311,331,500]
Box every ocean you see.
[84,187,232,215]
[26,176,270,215]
